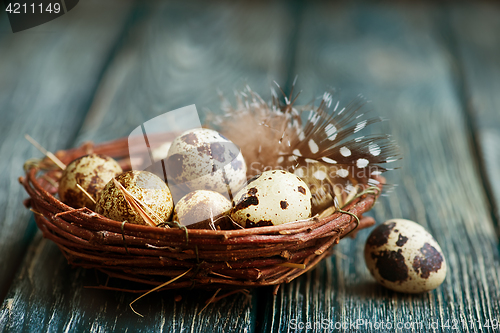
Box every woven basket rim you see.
[21,138,381,290]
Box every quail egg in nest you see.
[95,170,173,226]
[231,170,312,227]
[58,154,122,210]
[173,190,232,229]
[165,128,247,199]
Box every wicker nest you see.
[21,137,380,291]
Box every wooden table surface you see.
[1,1,500,332]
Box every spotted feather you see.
[210,83,399,215]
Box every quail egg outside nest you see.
[364,218,447,293]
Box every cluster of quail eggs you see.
[58,154,174,226]
[58,128,313,229]
[57,128,447,295]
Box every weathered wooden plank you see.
[0,0,132,303]
[76,0,291,145]
[1,1,293,332]
[1,234,258,332]
[262,3,500,332]
[449,4,500,230]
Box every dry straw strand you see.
[25,134,66,170]
[129,267,193,317]
[20,116,384,295]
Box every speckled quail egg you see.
[172,190,232,229]
[58,154,123,210]
[231,170,312,227]
[294,165,336,215]
[364,218,447,293]
[165,128,247,197]
[95,170,173,225]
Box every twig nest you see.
[95,170,173,225]
[364,219,447,293]
[172,190,231,229]
[165,128,247,197]
[58,154,122,210]
[231,170,312,227]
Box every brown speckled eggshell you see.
[58,154,122,210]
[230,170,312,228]
[165,128,247,197]
[95,170,173,225]
[364,219,447,293]
[172,190,231,227]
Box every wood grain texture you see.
[262,2,500,332]
[76,0,292,145]
[3,2,500,333]
[0,0,132,302]
[449,4,500,231]
[1,1,293,332]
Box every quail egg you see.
[165,128,247,198]
[172,190,232,229]
[364,218,447,293]
[58,154,122,210]
[95,170,173,225]
[231,170,312,227]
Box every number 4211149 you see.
[5,3,61,14]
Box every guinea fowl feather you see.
[210,84,399,214]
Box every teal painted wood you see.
[0,0,132,303]
[262,2,500,332]
[75,0,292,146]
[3,2,500,333]
[1,234,258,332]
[449,4,500,230]
[1,1,293,332]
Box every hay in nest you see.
[21,137,380,292]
